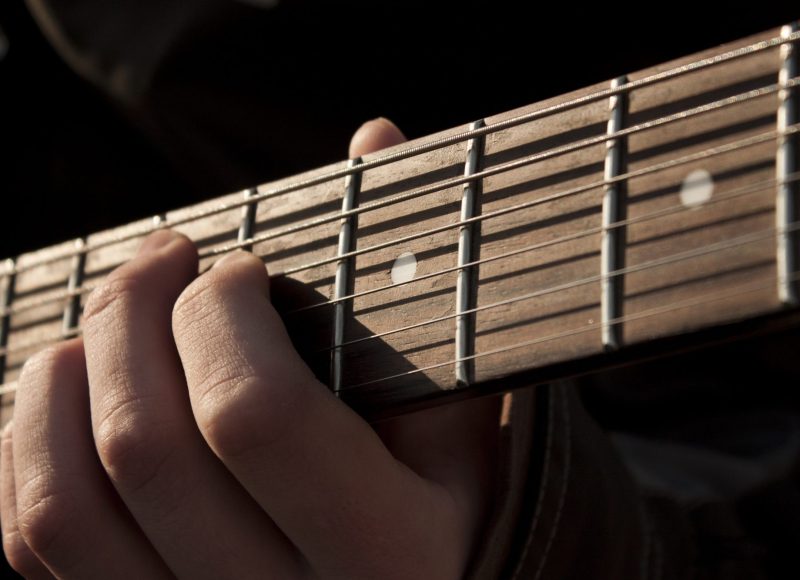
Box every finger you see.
[348,117,406,158]
[352,116,501,544]
[1,422,53,579]
[174,252,470,579]
[11,340,170,578]
[82,230,304,578]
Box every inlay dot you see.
[391,252,417,284]
[680,169,714,208]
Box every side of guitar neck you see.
[1,26,798,422]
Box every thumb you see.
[349,117,406,158]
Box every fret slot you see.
[601,77,629,350]
[0,259,16,385]
[62,238,87,335]
[455,120,485,386]
[777,23,798,305]
[331,159,362,393]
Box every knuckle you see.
[196,373,299,459]
[82,274,143,324]
[95,404,170,491]
[196,374,264,457]
[16,484,73,559]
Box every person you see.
[2,2,799,578]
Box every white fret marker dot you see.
[391,252,417,284]
[680,169,714,208]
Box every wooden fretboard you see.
[1,25,799,421]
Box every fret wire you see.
[0,259,15,385]
[777,24,799,305]
[62,238,87,335]
[1,173,790,365]
[237,188,259,249]
[343,272,795,392]
[455,120,485,387]
[601,76,628,350]
[321,222,800,353]
[331,158,362,394]
[7,30,799,278]
[270,121,799,279]
[4,126,796,323]
[203,80,794,265]
[292,173,796,316]
[0,221,797,397]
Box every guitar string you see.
[340,271,797,392]
[273,127,793,278]
[1,265,794,398]
[203,82,795,265]
[4,29,798,276]
[5,76,789,288]
[3,103,795,323]
[296,173,797,317]
[320,222,798,353]
[0,217,795,387]
[0,169,787,365]
[0,171,784,364]
[1,118,795,323]
[2,123,792,321]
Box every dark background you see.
[0,1,797,259]
[0,1,798,577]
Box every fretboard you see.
[1,25,799,422]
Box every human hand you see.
[1,119,501,579]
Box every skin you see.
[0,119,501,579]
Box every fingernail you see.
[137,230,180,256]
[212,250,252,269]
[1,420,13,438]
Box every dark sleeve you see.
[468,383,770,580]
[24,0,347,192]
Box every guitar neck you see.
[1,25,799,422]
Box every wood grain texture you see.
[1,26,797,421]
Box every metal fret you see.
[777,23,798,305]
[238,188,258,249]
[455,120,485,387]
[601,76,628,350]
[62,238,87,336]
[0,259,15,384]
[330,159,362,394]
